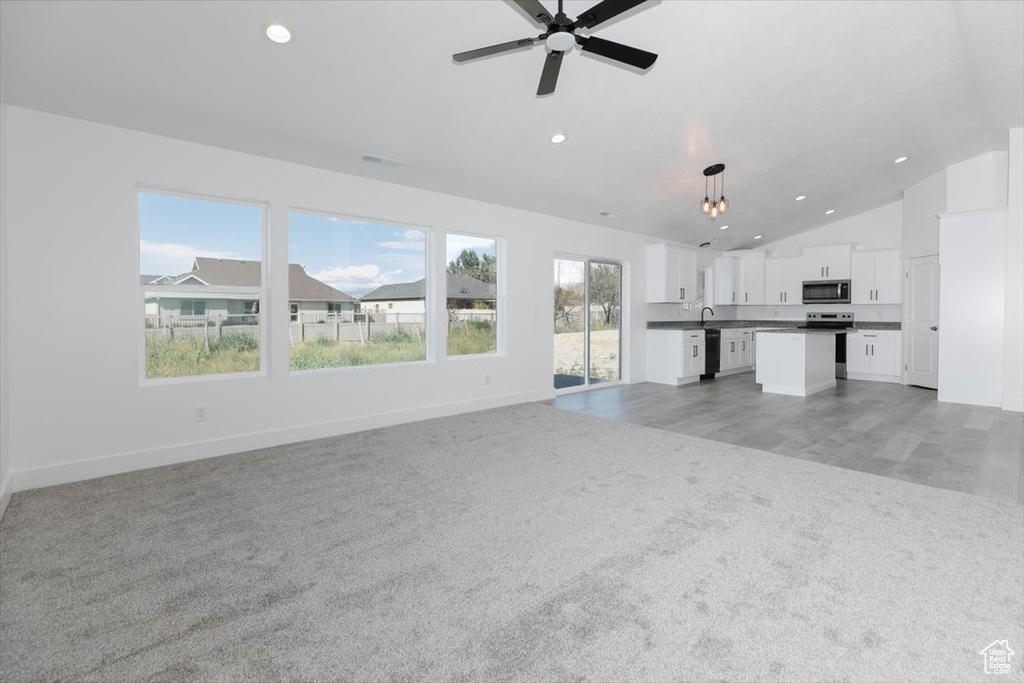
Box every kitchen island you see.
[754,328,848,397]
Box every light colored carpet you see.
[1,403,1022,682]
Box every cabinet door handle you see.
[875,289,879,300]
[745,292,748,302]
[826,266,830,277]
[930,326,938,331]
[732,292,735,302]
[821,266,824,277]
[742,341,746,351]
[784,292,787,302]
[865,345,869,356]
[869,289,873,301]
[680,287,685,300]
[871,344,875,356]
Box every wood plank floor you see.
[550,374,1024,505]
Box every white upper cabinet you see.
[714,255,740,305]
[646,243,698,303]
[851,249,902,304]
[764,257,802,305]
[738,253,765,305]
[801,244,852,281]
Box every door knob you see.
[930,326,938,331]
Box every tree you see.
[447,248,496,285]
[589,264,621,326]
[553,285,582,325]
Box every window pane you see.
[588,262,621,383]
[139,191,263,379]
[145,292,260,378]
[288,212,427,370]
[446,235,497,356]
[554,259,586,388]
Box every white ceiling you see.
[2,0,1022,248]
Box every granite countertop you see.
[754,327,852,335]
[647,320,901,331]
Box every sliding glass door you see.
[554,257,622,391]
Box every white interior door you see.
[905,255,939,389]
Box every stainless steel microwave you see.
[802,280,851,304]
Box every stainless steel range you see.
[799,312,854,378]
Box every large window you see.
[139,190,264,380]
[288,211,427,370]
[446,234,498,356]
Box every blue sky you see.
[139,192,496,297]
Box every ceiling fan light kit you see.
[700,163,728,220]
[453,0,658,96]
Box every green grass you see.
[146,324,496,377]
[290,331,426,370]
[447,320,496,356]
[146,333,259,378]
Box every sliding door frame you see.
[554,253,626,395]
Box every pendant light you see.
[700,163,728,220]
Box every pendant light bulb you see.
[718,196,727,213]
[710,203,719,218]
[701,196,711,213]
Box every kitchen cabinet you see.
[801,244,852,281]
[713,256,740,305]
[738,253,765,305]
[847,331,901,381]
[720,328,754,374]
[646,243,698,303]
[851,249,902,304]
[647,329,704,385]
[764,257,801,305]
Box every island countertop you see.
[755,327,854,335]
[647,320,900,331]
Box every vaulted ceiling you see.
[2,0,1022,248]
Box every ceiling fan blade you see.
[577,35,657,69]
[512,0,554,26]
[537,50,564,96]
[575,0,648,29]
[453,37,539,63]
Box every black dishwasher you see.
[701,328,721,380]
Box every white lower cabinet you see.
[847,331,901,382]
[647,329,705,385]
[720,328,754,375]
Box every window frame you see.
[444,231,505,360]
[137,186,269,385]
[286,206,434,374]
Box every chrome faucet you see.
[701,307,715,327]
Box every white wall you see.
[946,151,1009,213]
[938,209,1006,408]
[1004,129,1024,412]
[4,107,660,491]
[0,103,11,518]
[902,168,946,259]
[757,201,903,256]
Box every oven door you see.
[802,280,851,304]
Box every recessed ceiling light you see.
[550,133,566,144]
[794,195,806,201]
[753,235,763,240]
[893,156,908,164]
[265,24,292,44]
[825,209,835,215]
[719,225,729,230]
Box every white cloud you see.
[309,263,407,296]
[139,241,250,276]
[375,229,425,251]
[446,234,496,263]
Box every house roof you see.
[170,258,356,302]
[361,273,496,301]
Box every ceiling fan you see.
[453,0,658,96]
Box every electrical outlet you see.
[194,406,208,422]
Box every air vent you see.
[361,153,404,168]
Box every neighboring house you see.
[360,273,496,315]
[144,257,357,323]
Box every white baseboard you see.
[0,471,11,522]
[847,372,900,384]
[12,388,553,493]
[1002,397,1024,413]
